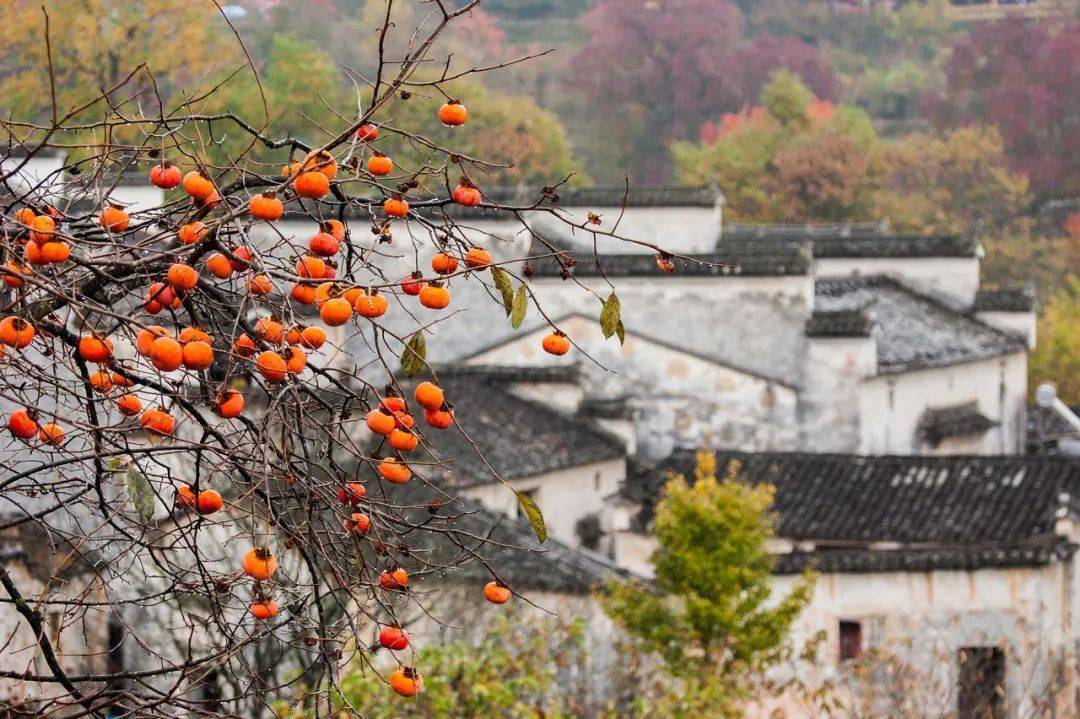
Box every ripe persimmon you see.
[291,283,316,305]
[354,291,388,318]
[29,215,56,243]
[381,396,408,414]
[484,581,511,604]
[213,390,245,419]
[356,123,378,142]
[256,317,283,344]
[234,333,257,358]
[181,171,215,202]
[309,232,340,257]
[284,347,307,374]
[379,567,409,590]
[230,246,254,271]
[197,489,223,515]
[167,263,199,292]
[465,247,492,269]
[0,317,35,348]
[367,153,393,176]
[256,351,288,382]
[293,171,330,199]
[542,331,570,356]
[249,274,273,296]
[7,410,39,440]
[379,626,409,651]
[400,272,425,296]
[366,408,396,435]
[178,221,207,245]
[337,482,367,505]
[384,196,409,218]
[413,382,444,411]
[116,394,143,417]
[389,428,419,453]
[110,371,134,388]
[431,252,458,275]
[38,422,65,446]
[249,193,284,221]
[242,548,277,581]
[98,205,130,232]
[176,484,197,508]
[150,162,182,189]
[178,327,212,344]
[439,100,468,126]
[345,512,371,534]
[389,667,422,697]
[250,600,279,620]
[78,335,113,363]
[418,283,450,310]
[320,297,353,326]
[452,183,481,207]
[88,370,114,393]
[299,326,326,350]
[303,149,338,179]
[181,341,214,370]
[205,253,234,279]
[137,326,170,356]
[323,219,346,241]
[39,241,70,264]
[378,457,411,484]
[150,336,184,371]
[140,408,176,436]
[424,407,454,429]
[2,261,27,288]
[296,255,327,279]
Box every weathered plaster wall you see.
[801,336,879,453]
[977,310,1038,350]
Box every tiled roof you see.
[623,450,1080,573]
[974,286,1038,313]
[397,369,626,488]
[814,276,1026,373]
[1027,404,1080,455]
[720,224,978,258]
[805,306,875,337]
[917,402,998,446]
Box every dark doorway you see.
[839,620,862,662]
[958,646,1006,719]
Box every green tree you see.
[1030,276,1080,405]
[602,450,814,718]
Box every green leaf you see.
[600,291,624,344]
[126,465,154,524]
[400,332,427,377]
[491,266,514,316]
[510,284,528,329]
[516,491,547,543]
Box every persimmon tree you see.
[0,3,695,718]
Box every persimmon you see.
[88,370,114,393]
[140,408,176,436]
[23,242,44,266]
[354,291,388,318]
[110,371,134,388]
[249,193,284,221]
[303,149,338,179]
[384,196,409,218]
[2,261,28,288]
[300,326,326,349]
[15,207,36,226]
[144,283,181,314]
[230,246,253,271]
[242,548,277,581]
[424,407,454,429]
[320,297,353,326]
[181,341,214,370]
[356,123,378,142]
[149,162,182,189]
[379,567,409,591]
[321,264,337,279]
[431,252,458,275]
[178,327,212,344]
[181,171,215,201]
[313,282,338,308]
[381,396,408,413]
[484,581,511,604]
[323,219,346,241]
[249,274,273,296]
[250,600,278,620]
[256,351,288,382]
[196,189,221,210]
[137,326,170,356]
[309,232,340,257]
[195,489,223,515]
[418,283,450,310]
[167,263,199,292]
[98,205,130,232]
[205,253,234,279]
[213,390,244,419]
[401,272,425,296]
[256,317,284,344]
[280,161,303,177]
[379,626,409,651]
[7,410,39,440]
[296,255,327,279]
[414,382,444,411]
[439,100,468,126]
[39,241,70,264]
[150,336,184,371]
[452,183,482,207]
[0,317,35,348]
[378,457,411,484]
[367,153,393,176]
[29,215,56,243]
[389,428,419,453]
[345,512,371,534]
[38,422,65,446]
[542,331,570,356]
[465,247,492,269]
[393,410,415,430]
[343,286,363,305]
[337,482,367,505]
[284,347,307,374]
[115,394,143,417]
[77,335,113,363]
[233,334,257,358]
[176,484,197,508]
[293,171,330,199]
[389,668,422,697]
[178,221,207,245]
[291,283,316,305]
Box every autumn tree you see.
[0,3,681,718]
[1029,276,1080,404]
[602,451,814,719]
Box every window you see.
[107,615,126,690]
[593,472,601,492]
[958,646,1006,719]
[839,620,862,662]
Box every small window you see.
[958,646,1006,719]
[594,472,602,492]
[839,620,862,662]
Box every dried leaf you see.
[126,465,154,524]
[510,284,528,329]
[516,491,547,543]
[400,332,426,377]
[600,292,624,344]
[491,266,514,316]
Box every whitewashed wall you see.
[977,310,1037,350]
[802,335,879,452]
[524,205,722,255]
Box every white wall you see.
[977,311,1037,350]
[525,205,722,255]
[461,458,626,547]
[816,256,981,311]
[802,336,879,452]
[859,353,1028,455]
